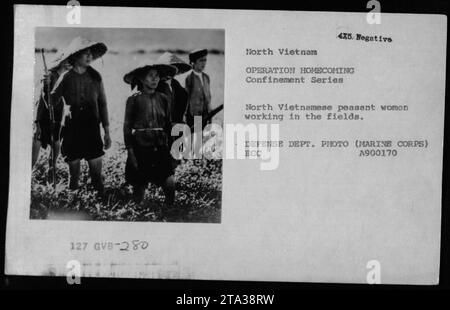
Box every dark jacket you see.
[156,78,188,123]
[51,66,109,127]
[123,91,171,149]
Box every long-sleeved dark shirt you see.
[123,91,171,149]
[51,67,109,127]
[156,78,188,123]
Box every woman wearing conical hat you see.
[32,49,72,180]
[123,62,177,204]
[155,52,191,124]
[51,37,110,194]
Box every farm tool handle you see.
[41,49,57,188]
[189,104,224,131]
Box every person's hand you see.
[128,148,138,170]
[42,73,51,86]
[60,61,73,73]
[103,132,111,150]
[33,122,41,141]
[34,122,41,140]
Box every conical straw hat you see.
[49,37,107,69]
[156,52,192,75]
[123,62,178,90]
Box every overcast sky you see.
[35,27,224,52]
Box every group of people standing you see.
[33,37,213,205]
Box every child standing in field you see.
[51,37,111,194]
[123,63,178,204]
[185,49,212,128]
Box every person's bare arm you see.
[98,81,111,150]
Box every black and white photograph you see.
[30,27,224,223]
[2,2,449,291]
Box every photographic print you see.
[5,5,446,284]
[30,27,225,223]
